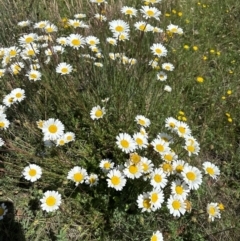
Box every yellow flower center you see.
[111,176,120,186]
[95,110,103,118]
[30,73,37,79]
[155,48,162,54]
[48,124,58,134]
[39,23,46,28]
[89,40,96,45]
[171,27,178,33]
[72,39,81,46]
[175,185,183,194]
[59,140,65,145]
[179,126,186,134]
[151,193,158,203]
[164,154,173,162]
[165,66,171,70]
[146,10,154,16]
[89,177,96,184]
[73,173,83,182]
[61,67,68,74]
[156,144,164,152]
[151,235,157,241]
[104,162,110,169]
[46,27,53,33]
[0,207,4,216]
[46,196,56,206]
[139,24,146,31]
[187,145,195,152]
[172,200,181,210]
[130,153,141,164]
[169,122,175,128]
[25,36,34,43]
[0,122,5,128]
[120,140,129,148]
[209,206,216,215]
[9,50,17,56]
[136,138,143,146]
[73,22,80,27]
[176,165,183,173]
[129,165,138,174]
[126,9,133,15]
[28,50,35,56]
[142,163,149,172]
[186,171,196,181]
[162,162,172,172]
[206,167,214,175]
[143,198,151,209]
[29,169,37,177]
[16,93,22,98]
[154,174,162,183]
[66,135,73,141]
[115,26,124,32]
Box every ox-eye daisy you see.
[26,70,42,81]
[171,179,190,200]
[157,71,167,81]
[135,115,151,127]
[150,230,163,241]
[42,118,65,141]
[162,63,174,71]
[64,132,75,143]
[182,166,202,190]
[22,164,42,182]
[121,6,137,18]
[67,34,85,49]
[107,169,126,191]
[100,159,114,172]
[150,43,167,57]
[133,132,148,149]
[67,166,88,186]
[40,190,61,212]
[56,62,73,75]
[150,168,168,189]
[207,202,221,222]
[202,161,220,179]
[151,138,170,155]
[116,133,136,153]
[137,192,152,212]
[167,195,186,217]
[109,19,130,34]
[140,6,161,20]
[123,161,142,179]
[149,189,164,210]
[11,88,25,102]
[85,173,99,187]
[141,157,154,174]
[90,105,106,120]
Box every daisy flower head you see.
[164,85,172,92]
[137,192,152,212]
[74,13,86,19]
[161,150,177,163]
[0,69,6,78]
[133,132,148,149]
[0,116,10,130]
[165,117,178,131]
[171,179,190,200]
[0,203,8,220]
[40,190,61,212]
[184,140,200,156]
[34,20,49,29]
[100,159,114,172]
[22,164,42,182]
[90,105,106,120]
[150,43,167,57]
[67,166,88,186]
[107,169,126,191]
[167,24,183,34]
[207,202,221,222]
[44,23,58,33]
[140,6,161,20]
[121,6,138,18]
[8,46,21,59]
[167,195,186,217]
[175,121,191,138]
[106,37,117,46]
[113,32,130,42]
[134,21,153,32]
[56,37,68,46]
[68,19,85,28]
[135,115,151,127]
[157,71,167,81]
[56,62,73,75]
[202,161,220,179]
[36,120,45,130]
[162,62,174,71]
[95,14,107,22]
[182,166,202,190]
[141,157,154,174]
[129,152,141,165]
[151,230,164,241]
[152,26,163,33]
[172,159,187,174]
[85,173,99,186]
[109,19,130,35]
[55,136,66,146]
[123,161,142,179]
[18,20,31,27]
[64,132,75,143]
[85,36,100,46]
[67,34,85,49]
[160,161,173,175]
[42,118,65,141]
[149,189,164,210]
[26,70,42,81]
[116,133,136,154]
[11,88,25,102]
[94,62,103,67]
[150,168,168,189]
[151,138,170,155]
[3,94,15,107]
[19,33,38,46]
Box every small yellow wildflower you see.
[178,12,183,17]
[184,45,189,50]
[218,203,224,211]
[227,90,232,95]
[179,111,185,116]
[225,113,230,117]
[203,56,208,60]
[185,19,190,23]
[172,9,177,14]
[221,96,226,100]
[193,46,198,51]
[231,60,235,64]
[197,2,201,5]
[216,51,221,56]
[210,49,215,54]
[202,4,207,8]
[182,117,187,122]
[177,116,182,121]
[228,118,232,123]
[165,13,171,17]
[229,70,233,74]
[196,76,204,83]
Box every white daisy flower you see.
[11,88,25,102]
[202,161,220,179]
[167,24,183,34]
[56,62,73,75]
[134,21,153,32]
[0,203,8,220]
[121,6,137,18]
[123,161,142,179]
[74,13,86,19]
[167,195,186,217]
[207,202,221,222]
[107,169,126,191]
[99,159,114,172]
[140,6,161,20]
[184,140,200,156]
[162,62,174,71]
[55,136,66,146]
[18,20,31,27]
[172,160,188,174]
[26,70,42,81]
[44,23,58,33]
[56,37,68,46]
[113,32,130,42]
[64,132,75,143]
[22,164,42,182]
[150,230,164,241]
[165,117,178,131]
[133,132,148,149]
[149,189,164,210]
[150,168,168,189]
[161,150,178,163]
[95,14,107,22]
[67,34,85,49]
[42,118,65,141]
[68,19,86,28]
[171,179,190,200]
[34,20,49,29]
[40,190,62,212]
[67,166,88,186]
[116,133,136,154]
[174,121,191,138]
[19,33,38,46]
[3,94,15,107]
[8,46,21,58]
[0,116,10,130]
[135,115,151,127]
[85,36,100,46]
[109,19,130,35]
[181,166,202,190]
[151,138,170,155]
[141,157,154,174]
[164,85,172,92]
[152,26,163,33]
[150,43,167,57]
[137,192,152,212]
[85,173,99,187]
[90,105,106,120]
[157,71,167,81]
